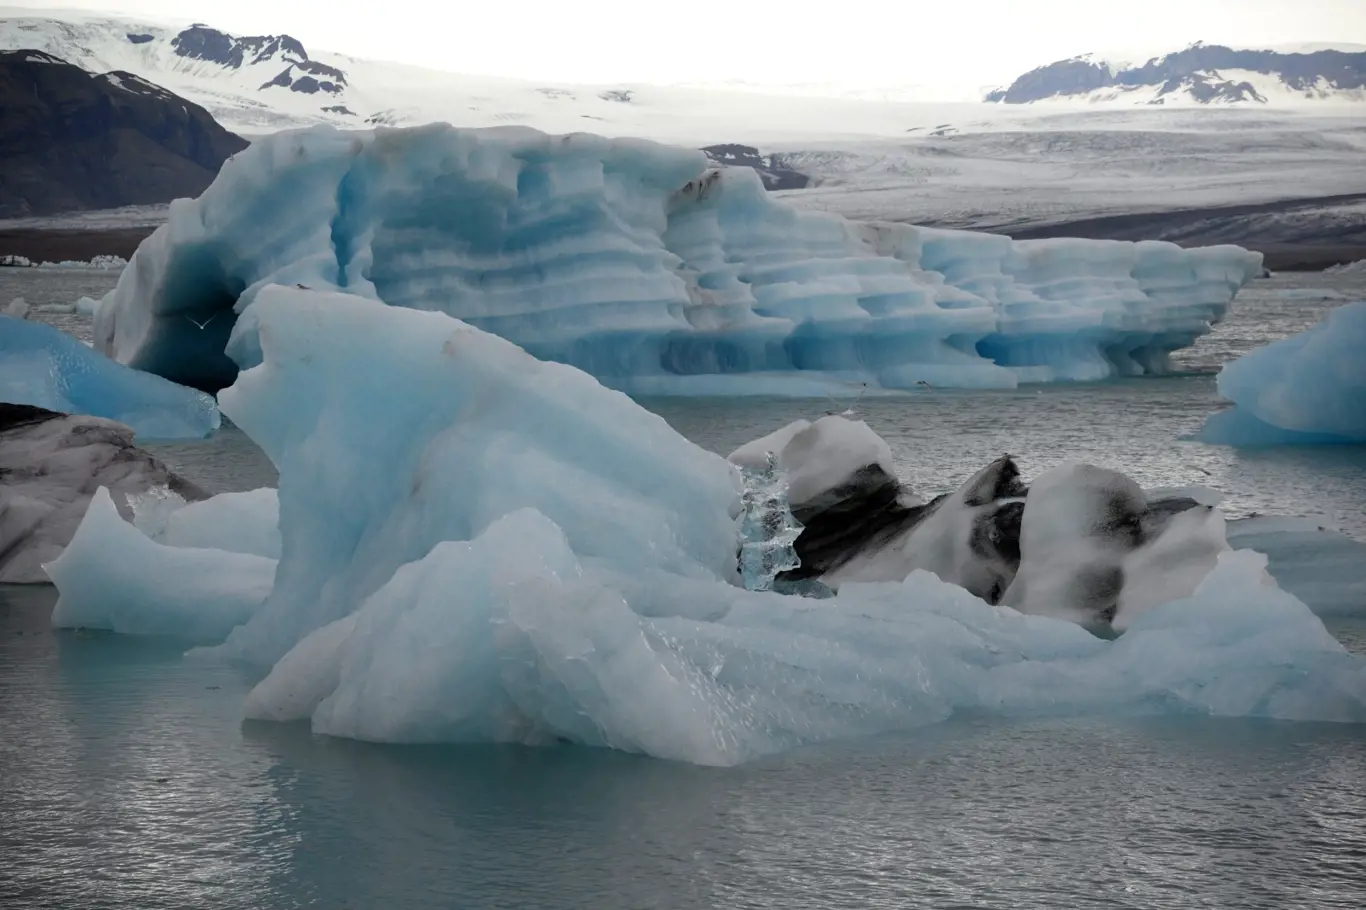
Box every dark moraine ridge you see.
[977,192,1366,271]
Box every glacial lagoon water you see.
[2,267,1365,908]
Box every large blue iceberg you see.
[0,314,220,439]
[93,125,1262,394]
[50,286,1366,766]
[1198,301,1366,446]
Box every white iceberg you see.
[49,285,1366,765]
[47,487,275,642]
[0,313,220,439]
[94,125,1261,395]
[1198,302,1366,446]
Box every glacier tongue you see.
[94,124,1262,394]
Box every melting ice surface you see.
[93,124,1261,395]
[0,313,219,439]
[736,453,803,592]
[1199,301,1366,446]
[49,285,1366,766]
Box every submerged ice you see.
[94,125,1261,395]
[50,285,1366,765]
[1198,301,1366,446]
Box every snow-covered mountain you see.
[987,42,1366,106]
[0,47,246,216]
[0,7,986,142]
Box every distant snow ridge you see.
[93,125,1262,395]
[988,42,1366,106]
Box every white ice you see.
[93,125,1262,396]
[132,487,281,559]
[47,487,275,641]
[1198,302,1366,446]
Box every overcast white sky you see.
[10,0,1366,92]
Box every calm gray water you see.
[2,266,1365,909]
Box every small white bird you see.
[184,313,217,331]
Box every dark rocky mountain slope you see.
[0,49,248,217]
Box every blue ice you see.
[1198,301,1366,446]
[0,314,219,439]
[93,125,1262,395]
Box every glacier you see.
[1197,301,1366,446]
[93,124,1262,394]
[0,313,220,439]
[49,284,1366,765]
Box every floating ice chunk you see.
[1227,516,1366,616]
[133,487,282,559]
[816,455,1026,602]
[0,314,220,440]
[207,285,742,665]
[246,509,746,764]
[6,297,28,319]
[245,512,1366,766]
[47,487,275,641]
[730,417,1025,600]
[0,404,208,584]
[776,416,902,510]
[94,125,1261,395]
[45,277,1366,763]
[76,296,102,316]
[1197,302,1366,446]
[0,254,128,270]
[727,419,812,471]
[1001,464,1229,632]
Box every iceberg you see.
[93,124,1262,395]
[1197,302,1366,446]
[47,487,275,642]
[49,286,1366,765]
[0,313,220,440]
[0,403,208,584]
[131,486,282,559]
[209,285,743,665]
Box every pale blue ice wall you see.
[94,124,1263,394]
